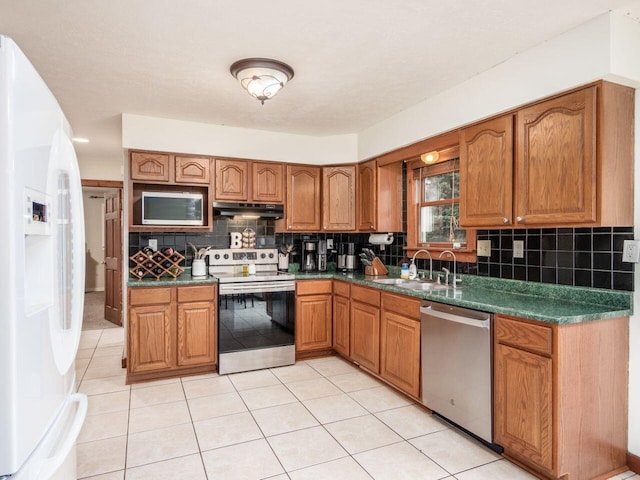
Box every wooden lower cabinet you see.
[494,341,553,472]
[295,280,332,353]
[177,301,216,366]
[380,293,421,398]
[127,285,217,382]
[494,314,629,480]
[332,281,350,358]
[128,303,173,373]
[349,285,381,373]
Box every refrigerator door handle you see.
[40,393,87,480]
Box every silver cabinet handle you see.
[502,217,509,223]
[516,216,523,222]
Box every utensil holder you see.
[365,257,388,276]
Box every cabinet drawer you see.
[333,280,350,297]
[130,287,172,306]
[351,284,380,307]
[177,285,216,303]
[297,280,332,296]
[381,292,420,318]
[496,315,553,356]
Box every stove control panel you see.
[208,248,278,266]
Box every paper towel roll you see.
[369,233,394,245]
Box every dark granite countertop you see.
[295,271,632,325]
[129,268,632,325]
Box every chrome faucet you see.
[439,250,461,288]
[409,249,433,280]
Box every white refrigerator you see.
[0,36,87,479]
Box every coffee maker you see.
[337,242,356,272]
[301,241,317,272]
[317,240,327,272]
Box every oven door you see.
[217,280,295,374]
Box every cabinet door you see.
[128,304,173,373]
[252,161,284,203]
[323,166,356,231]
[286,165,321,231]
[175,156,210,184]
[515,87,596,225]
[460,115,513,227]
[333,294,350,357]
[131,152,170,182]
[494,343,553,473]
[380,311,420,397]
[177,301,216,366]
[357,160,377,231]
[350,301,380,373]
[215,159,249,201]
[295,294,332,352]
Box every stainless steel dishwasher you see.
[421,301,498,449]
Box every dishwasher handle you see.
[420,304,490,329]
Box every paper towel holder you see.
[369,233,394,245]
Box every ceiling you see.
[1,0,640,166]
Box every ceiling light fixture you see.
[421,151,440,164]
[230,58,294,105]
[72,137,89,143]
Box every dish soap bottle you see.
[401,262,410,279]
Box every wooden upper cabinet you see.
[515,87,597,225]
[323,165,356,231]
[252,161,284,203]
[460,115,514,227]
[215,159,249,201]
[285,165,321,231]
[175,156,210,184]
[357,160,377,231]
[131,152,171,182]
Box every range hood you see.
[213,202,284,219]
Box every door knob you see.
[516,216,523,222]
[502,217,509,224]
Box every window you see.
[414,159,467,247]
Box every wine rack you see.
[129,249,185,280]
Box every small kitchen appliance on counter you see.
[207,248,295,374]
[337,242,356,272]
[301,240,318,272]
[317,240,328,272]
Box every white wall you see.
[79,156,123,181]
[357,13,614,160]
[122,114,358,165]
[82,190,105,292]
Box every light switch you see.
[148,239,158,251]
[513,240,524,259]
[477,240,491,257]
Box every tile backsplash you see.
[129,222,634,292]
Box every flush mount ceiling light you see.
[230,58,294,105]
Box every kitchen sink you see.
[371,278,454,291]
[371,278,410,285]
[398,281,451,291]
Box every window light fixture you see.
[421,151,440,164]
[230,58,294,105]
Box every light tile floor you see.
[76,328,639,480]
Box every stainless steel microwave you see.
[141,191,204,226]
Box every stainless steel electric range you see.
[206,248,295,375]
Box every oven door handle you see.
[218,281,296,294]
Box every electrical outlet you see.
[622,240,640,263]
[327,239,334,250]
[148,239,157,251]
[477,240,491,257]
[513,240,524,259]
